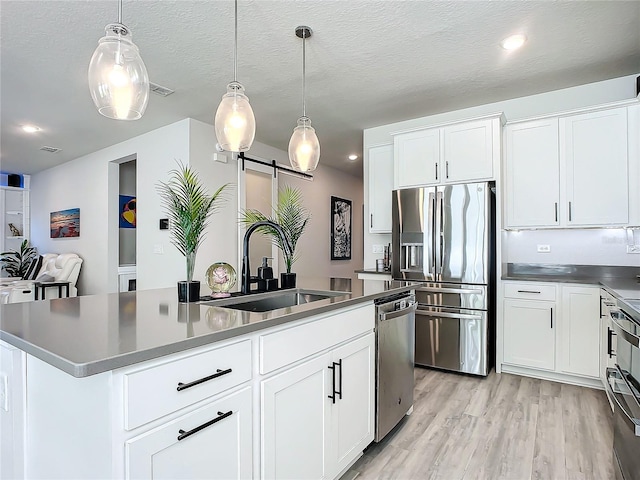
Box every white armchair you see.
[0,253,83,304]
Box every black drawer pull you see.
[177,410,232,441]
[328,362,338,404]
[517,290,541,294]
[177,368,232,391]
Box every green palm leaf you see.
[157,161,230,280]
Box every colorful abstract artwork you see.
[50,208,80,238]
[119,195,136,229]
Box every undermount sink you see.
[202,289,346,313]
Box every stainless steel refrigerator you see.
[392,182,495,376]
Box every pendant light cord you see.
[118,0,123,24]
[302,30,306,117]
[234,0,238,82]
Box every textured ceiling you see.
[1,0,639,177]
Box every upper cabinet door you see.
[443,119,494,183]
[368,144,394,233]
[505,119,560,228]
[394,128,440,188]
[561,107,628,226]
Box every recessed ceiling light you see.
[501,34,527,51]
[348,154,358,161]
[22,124,41,133]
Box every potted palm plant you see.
[157,162,229,302]
[1,239,37,279]
[240,185,310,289]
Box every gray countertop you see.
[0,277,416,378]
[354,268,392,275]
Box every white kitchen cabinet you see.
[393,115,500,190]
[504,119,560,227]
[126,386,253,480]
[0,341,26,480]
[394,128,440,188]
[368,144,394,233]
[504,105,631,229]
[442,118,494,183]
[561,107,629,226]
[503,299,556,371]
[261,332,375,480]
[560,286,600,378]
[329,333,375,478]
[261,352,331,480]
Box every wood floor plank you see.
[344,370,614,480]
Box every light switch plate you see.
[372,245,384,254]
[537,244,551,253]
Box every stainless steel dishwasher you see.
[375,292,416,442]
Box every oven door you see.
[605,367,640,480]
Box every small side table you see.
[34,281,70,300]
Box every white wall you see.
[363,73,640,269]
[280,164,364,279]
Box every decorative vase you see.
[178,280,200,303]
[280,272,297,289]
[206,262,237,297]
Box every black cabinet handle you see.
[177,368,232,391]
[600,296,603,318]
[550,307,553,328]
[568,201,572,221]
[336,359,343,400]
[445,161,449,179]
[177,410,232,441]
[435,162,438,180]
[554,203,558,222]
[370,214,373,228]
[608,327,616,358]
[517,290,541,294]
[328,362,337,404]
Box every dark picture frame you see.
[331,196,352,260]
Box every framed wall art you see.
[331,196,352,260]
[50,208,80,238]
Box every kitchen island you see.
[0,277,415,480]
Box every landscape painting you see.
[50,208,80,238]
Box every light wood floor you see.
[344,369,614,480]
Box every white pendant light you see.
[215,0,256,153]
[289,26,320,173]
[88,0,149,120]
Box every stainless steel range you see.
[605,298,640,480]
[392,182,496,376]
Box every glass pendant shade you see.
[288,116,320,172]
[88,24,149,120]
[214,81,256,152]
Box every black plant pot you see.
[280,272,297,289]
[178,280,200,303]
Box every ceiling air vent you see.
[40,146,62,153]
[149,82,175,97]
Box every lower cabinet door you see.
[126,386,252,480]
[330,333,375,478]
[261,353,332,480]
[561,286,600,378]
[503,299,556,371]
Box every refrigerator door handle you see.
[426,191,435,276]
[435,191,444,276]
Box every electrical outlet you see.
[372,244,384,254]
[537,244,551,253]
[627,245,640,254]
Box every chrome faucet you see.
[241,220,291,294]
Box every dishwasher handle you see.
[378,302,416,322]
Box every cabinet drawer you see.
[123,339,251,430]
[504,283,556,301]
[259,303,374,375]
[126,386,252,480]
